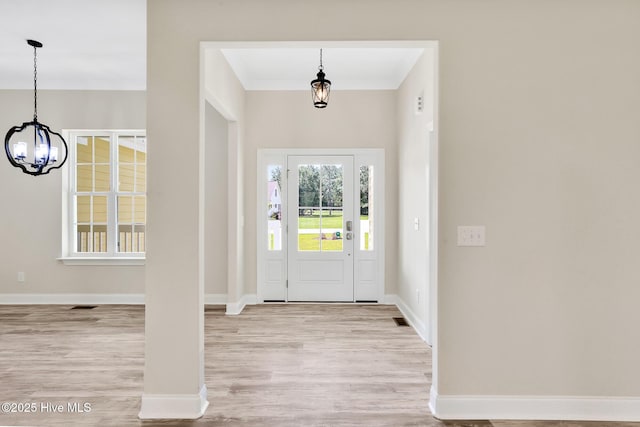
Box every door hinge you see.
[286,279,288,288]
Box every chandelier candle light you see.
[5,39,68,176]
[310,48,331,108]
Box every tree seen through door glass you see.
[298,164,343,252]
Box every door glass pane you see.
[297,164,343,252]
[360,165,374,251]
[298,164,320,251]
[298,164,319,208]
[267,165,283,251]
[298,208,321,251]
[320,165,343,252]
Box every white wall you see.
[148,0,640,419]
[244,90,398,297]
[0,90,145,297]
[141,42,248,409]
[204,102,227,296]
[396,49,435,341]
[203,47,247,306]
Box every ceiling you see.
[0,0,147,90]
[221,48,424,91]
[0,1,425,91]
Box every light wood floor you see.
[0,304,638,427]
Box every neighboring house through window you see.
[62,130,146,262]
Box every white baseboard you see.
[0,293,229,306]
[0,293,145,305]
[393,294,430,344]
[381,294,398,305]
[204,293,227,305]
[429,385,438,416]
[430,387,640,422]
[226,293,257,315]
[139,384,208,419]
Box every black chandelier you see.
[5,40,68,176]
[310,48,331,108]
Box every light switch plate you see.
[457,226,486,246]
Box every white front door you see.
[287,156,354,301]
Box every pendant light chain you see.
[319,48,323,71]
[33,43,38,121]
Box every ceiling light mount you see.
[5,39,68,176]
[27,39,43,49]
[310,48,331,108]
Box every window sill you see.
[57,257,145,266]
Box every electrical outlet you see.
[457,226,486,246]
[18,272,25,283]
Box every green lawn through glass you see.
[296,211,369,251]
[298,210,343,229]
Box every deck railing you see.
[77,231,145,253]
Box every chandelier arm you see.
[42,125,69,174]
[4,122,39,175]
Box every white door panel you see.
[287,156,354,302]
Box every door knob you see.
[346,232,353,240]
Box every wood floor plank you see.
[0,304,637,426]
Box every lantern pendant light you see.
[310,48,331,108]
[4,39,68,176]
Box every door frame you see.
[257,148,385,303]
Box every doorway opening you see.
[200,39,440,415]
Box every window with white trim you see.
[66,130,146,258]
